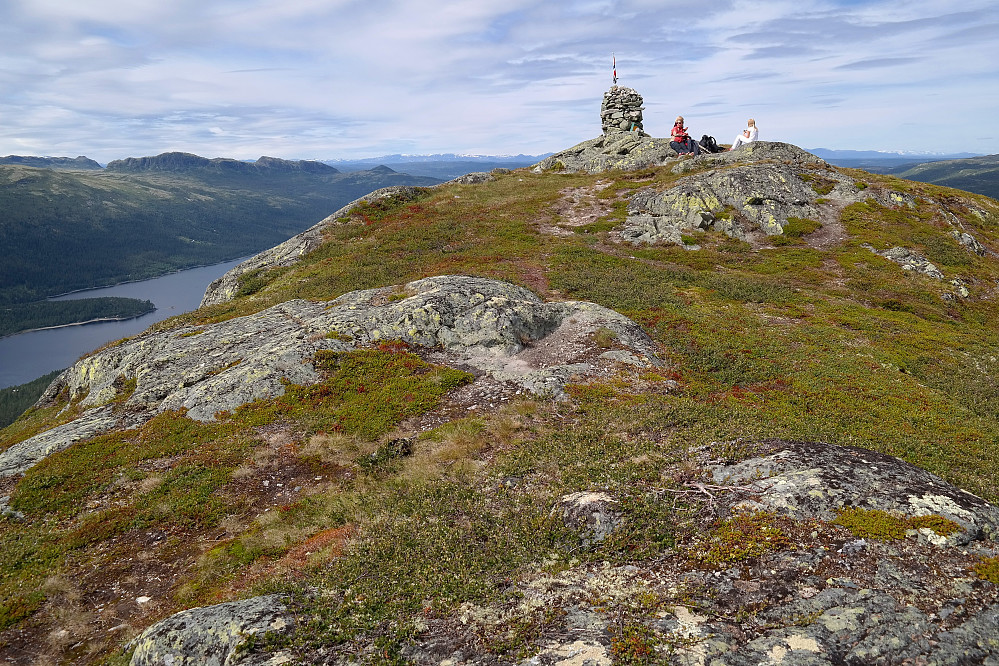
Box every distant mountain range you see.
[325,153,551,180]
[807,148,983,171]
[107,153,341,175]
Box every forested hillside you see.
[0,155,441,306]
[890,154,999,199]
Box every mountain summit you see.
[2,129,999,664]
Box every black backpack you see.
[699,135,721,153]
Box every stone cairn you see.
[601,86,646,135]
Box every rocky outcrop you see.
[3,276,661,477]
[531,134,677,174]
[0,406,148,479]
[952,228,987,256]
[128,595,294,666]
[863,243,945,279]
[618,144,844,243]
[710,439,999,545]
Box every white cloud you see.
[0,0,996,161]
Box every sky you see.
[1,0,997,163]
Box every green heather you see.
[2,160,999,662]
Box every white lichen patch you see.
[522,640,611,666]
[908,494,977,523]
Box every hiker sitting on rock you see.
[729,118,758,150]
[670,116,700,156]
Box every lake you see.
[0,258,248,389]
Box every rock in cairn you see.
[601,86,647,135]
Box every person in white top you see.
[730,118,758,150]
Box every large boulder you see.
[129,595,294,666]
[709,439,999,545]
[532,134,678,174]
[4,276,661,477]
[619,143,863,244]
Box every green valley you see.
[0,154,440,307]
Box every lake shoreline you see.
[0,257,247,390]
[1,311,157,341]
[47,255,251,300]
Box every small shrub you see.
[834,508,962,540]
[348,189,431,223]
[235,268,277,298]
[799,173,836,195]
[834,508,908,539]
[593,327,618,349]
[878,299,915,313]
[610,624,658,666]
[717,236,752,253]
[691,511,791,566]
[973,556,999,583]
[908,514,962,536]
[782,217,822,238]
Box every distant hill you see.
[0,155,103,170]
[0,155,441,306]
[808,148,982,172]
[327,153,550,180]
[885,154,999,200]
[106,152,339,175]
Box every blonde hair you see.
[675,116,684,124]
[747,118,756,127]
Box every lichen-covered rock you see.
[863,243,945,279]
[129,595,293,666]
[554,491,621,545]
[446,171,496,185]
[652,590,999,666]
[709,439,999,544]
[6,276,660,476]
[412,552,999,665]
[623,161,827,243]
[671,140,829,172]
[0,406,148,478]
[619,147,864,245]
[0,495,24,520]
[952,229,988,256]
[531,135,677,174]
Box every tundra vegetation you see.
[2,153,999,664]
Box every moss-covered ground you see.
[2,162,999,663]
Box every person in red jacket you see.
[670,116,700,156]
